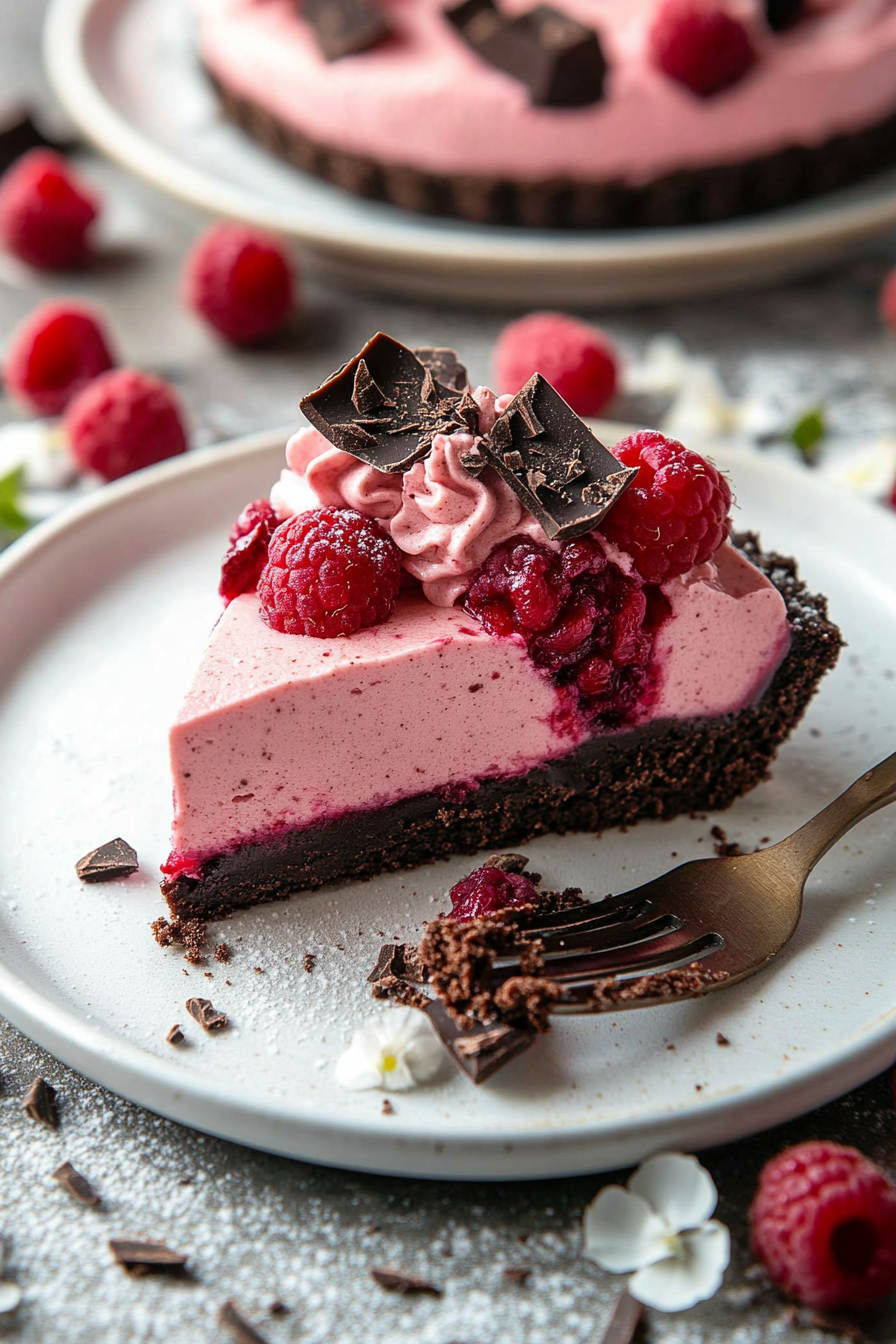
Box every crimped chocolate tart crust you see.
[162,534,842,921]
[208,70,896,229]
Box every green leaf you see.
[0,466,29,538]
[790,407,826,465]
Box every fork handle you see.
[776,750,896,878]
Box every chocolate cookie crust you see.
[161,534,842,921]
[208,69,896,229]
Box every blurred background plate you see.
[45,0,896,308]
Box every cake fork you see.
[380,751,896,1082]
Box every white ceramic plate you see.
[1,428,896,1181]
[45,0,896,306]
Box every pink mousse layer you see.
[195,0,896,184]
[169,542,789,862]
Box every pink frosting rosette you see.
[271,427,403,521]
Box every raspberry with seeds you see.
[0,149,100,270]
[184,222,295,345]
[449,866,539,922]
[4,301,116,415]
[220,499,279,604]
[65,368,188,481]
[493,312,618,417]
[258,507,401,638]
[600,429,731,582]
[649,1,757,98]
[750,1140,896,1311]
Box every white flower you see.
[583,1153,730,1313]
[0,1246,21,1316]
[335,1008,444,1092]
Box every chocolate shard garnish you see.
[600,1292,644,1344]
[185,997,228,1031]
[109,1239,188,1275]
[370,1268,443,1297]
[447,0,607,108]
[217,1300,270,1344]
[53,1161,100,1207]
[23,1076,59,1129]
[166,1024,185,1045]
[300,333,471,473]
[765,0,803,31]
[459,447,487,477]
[75,837,138,883]
[484,375,636,540]
[367,942,428,985]
[301,0,392,62]
[413,346,469,392]
[485,853,530,874]
[422,999,536,1084]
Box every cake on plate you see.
[161,333,841,919]
[194,0,896,228]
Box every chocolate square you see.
[301,0,391,61]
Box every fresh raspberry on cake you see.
[599,429,731,582]
[65,368,188,481]
[258,507,402,637]
[449,866,539,921]
[493,313,618,417]
[750,1140,896,1311]
[4,302,116,415]
[649,1,757,98]
[219,499,279,603]
[184,222,295,345]
[0,149,100,270]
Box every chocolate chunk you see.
[716,1031,730,1047]
[484,376,636,540]
[370,1268,443,1296]
[217,1300,270,1344]
[269,1300,289,1315]
[485,853,531,874]
[600,1292,644,1344]
[459,447,487,477]
[186,997,228,1031]
[0,108,78,175]
[413,346,469,392]
[503,1266,531,1284]
[23,1076,59,1129]
[53,1161,100,1206]
[166,1024,185,1045]
[301,0,391,61]
[109,1239,188,1275]
[76,837,138,883]
[367,942,428,985]
[765,0,803,31]
[423,1000,536,1084]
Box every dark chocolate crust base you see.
[208,69,896,229]
[162,534,843,921]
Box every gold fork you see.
[378,752,896,1082]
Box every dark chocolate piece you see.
[469,3,607,108]
[485,853,530,874]
[765,0,803,32]
[23,1076,59,1129]
[503,1266,531,1284]
[601,1293,644,1344]
[0,108,77,175]
[109,1239,188,1275]
[53,1161,100,1206]
[166,1024,185,1045]
[716,1031,730,1047]
[370,1268,443,1296]
[76,837,138,883]
[186,997,228,1031]
[485,375,635,540]
[423,1000,536,1083]
[300,333,473,473]
[218,1300,270,1344]
[413,346,469,392]
[269,1300,289,1315]
[301,0,391,61]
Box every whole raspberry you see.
[65,368,188,481]
[258,507,401,638]
[600,429,731,582]
[0,150,99,270]
[750,1141,896,1311]
[449,866,539,922]
[4,302,116,415]
[493,312,618,417]
[184,223,295,345]
[649,1,757,98]
[220,499,279,603]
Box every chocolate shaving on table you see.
[446,0,606,107]
[53,1161,100,1206]
[484,374,636,539]
[75,837,138,883]
[0,106,79,175]
[600,1293,644,1344]
[217,1300,270,1344]
[370,1268,443,1296]
[109,1239,188,1275]
[301,0,392,61]
[23,1076,59,1128]
[765,0,803,31]
[166,1024,185,1045]
[185,997,228,1031]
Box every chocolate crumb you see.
[503,1266,531,1284]
[152,916,208,965]
[253,966,264,974]
[370,1268,442,1297]
[269,1300,289,1316]
[217,1300,269,1343]
[53,1161,100,1206]
[166,1024,185,1045]
[710,824,743,857]
[204,972,213,979]
[186,997,228,1031]
[214,942,231,963]
[303,952,316,972]
[23,1076,59,1128]
[109,1238,188,1275]
[76,837,138,883]
[485,853,530,874]
[381,1098,394,1115]
[716,1031,731,1047]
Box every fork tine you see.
[494,928,719,987]
[522,890,657,933]
[535,911,682,958]
[551,932,726,1011]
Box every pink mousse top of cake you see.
[194,0,896,184]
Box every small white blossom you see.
[335,1008,444,1092]
[583,1153,730,1313]
[0,1246,22,1316]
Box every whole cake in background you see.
[194,0,896,228]
[161,333,842,921]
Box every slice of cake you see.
[161,334,841,920]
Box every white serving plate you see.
[1,428,896,1180]
[45,0,896,306]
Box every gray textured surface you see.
[4,2,896,1341]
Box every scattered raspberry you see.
[220,498,279,603]
[879,268,896,338]
[599,429,731,582]
[65,368,188,481]
[649,1,757,98]
[183,222,295,345]
[4,302,116,416]
[449,866,539,922]
[0,149,100,270]
[493,312,618,417]
[750,1141,896,1311]
[258,507,401,638]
